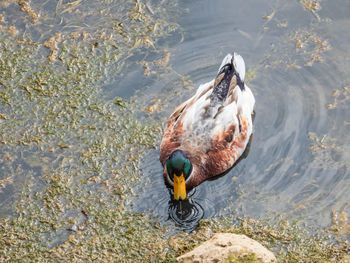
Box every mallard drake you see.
[160,53,255,200]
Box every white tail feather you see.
[218,54,232,74]
[233,52,245,81]
[217,53,246,81]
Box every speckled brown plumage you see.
[160,53,255,192]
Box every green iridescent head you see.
[166,150,192,200]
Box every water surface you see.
[132,0,350,231]
[0,1,349,258]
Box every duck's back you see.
[160,53,255,175]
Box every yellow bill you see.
[173,173,187,200]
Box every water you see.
[132,0,350,231]
[0,0,349,235]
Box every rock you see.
[176,233,277,263]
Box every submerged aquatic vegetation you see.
[0,0,182,261]
[168,217,349,262]
[327,86,350,110]
[0,0,349,262]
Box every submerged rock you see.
[176,233,277,263]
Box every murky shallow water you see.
[0,1,349,259]
[132,0,350,231]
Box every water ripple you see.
[168,198,204,231]
[131,0,350,231]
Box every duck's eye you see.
[166,159,174,181]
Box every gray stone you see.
[176,233,277,263]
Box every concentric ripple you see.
[168,198,204,231]
[131,0,350,231]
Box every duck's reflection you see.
[168,197,204,231]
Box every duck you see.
[160,52,255,200]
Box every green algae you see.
[0,0,181,261]
[168,217,349,262]
[220,253,259,263]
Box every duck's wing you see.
[159,80,214,165]
[204,53,255,174]
[181,54,254,137]
[160,53,255,172]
